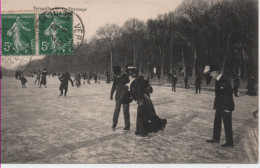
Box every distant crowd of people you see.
[8,67,257,99]
[13,69,105,97]
[164,71,257,98]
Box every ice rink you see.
[1,76,258,163]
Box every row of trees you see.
[40,0,257,79]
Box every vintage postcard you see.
[1,0,258,168]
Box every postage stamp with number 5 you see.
[38,12,73,55]
[1,14,36,56]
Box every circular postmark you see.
[36,7,85,55]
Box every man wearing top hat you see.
[205,64,235,147]
[110,65,131,131]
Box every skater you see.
[94,73,98,83]
[233,76,241,97]
[20,73,27,88]
[82,72,87,85]
[172,74,178,92]
[157,72,161,80]
[15,70,22,79]
[195,75,202,94]
[74,73,81,87]
[184,76,189,89]
[39,68,48,88]
[167,72,171,83]
[59,72,74,97]
[126,67,167,138]
[206,64,235,147]
[87,73,91,84]
[205,73,212,85]
[106,73,111,83]
[34,69,41,85]
[110,65,131,131]
[247,75,256,96]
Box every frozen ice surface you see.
[1,76,258,163]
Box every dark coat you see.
[195,76,202,86]
[20,76,27,85]
[144,79,153,97]
[214,75,235,111]
[129,76,145,102]
[184,77,188,83]
[128,76,153,101]
[59,73,74,90]
[205,73,212,85]
[172,76,178,84]
[110,73,130,101]
[94,74,97,80]
[40,71,47,85]
[233,77,240,88]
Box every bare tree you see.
[96,24,121,73]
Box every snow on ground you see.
[1,76,258,163]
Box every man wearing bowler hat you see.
[110,65,130,131]
[206,64,235,147]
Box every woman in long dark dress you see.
[39,69,48,88]
[59,72,74,97]
[126,68,167,138]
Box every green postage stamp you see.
[38,12,73,55]
[1,14,35,55]
[1,8,84,56]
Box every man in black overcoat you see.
[195,75,202,94]
[59,72,74,97]
[110,65,130,131]
[206,64,235,147]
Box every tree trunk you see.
[161,49,165,76]
[158,45,162,76]
[139,54,142,75]
[170,36,173,73]
[242,48,247,78]
[252,48,256,63]
[124,55,127,69]
[192,47,197,78]
[133,48,136,67]
[110,46,113,73]
[182,48,186,77]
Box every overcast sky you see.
[3,0,183,40]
